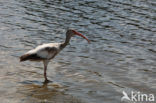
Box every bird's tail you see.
[20,53,42,62]
[20,54,30,62]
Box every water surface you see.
[0,0,156,103]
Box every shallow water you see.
[0,0,156,103]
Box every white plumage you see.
[26,43,61,59]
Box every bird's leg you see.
[43,60,49,83]
[44,64,48,82]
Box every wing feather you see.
[37,47,58,59]
[20,43,61,61]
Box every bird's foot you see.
[43,79,52,84]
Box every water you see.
[0,0,156,103]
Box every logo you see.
[121,91,131,101]
[121,91,155,103]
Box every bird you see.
[20,29,90,83]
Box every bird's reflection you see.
[18,80,83,103]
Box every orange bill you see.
[72,30,90,43]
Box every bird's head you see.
[66,29,90,43]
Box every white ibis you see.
[20,29,90,83]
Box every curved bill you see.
[72,30,90,43]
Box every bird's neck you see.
[60,35,71,49]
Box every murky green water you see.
[0,0,156,103]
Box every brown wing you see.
[20,53,44,62]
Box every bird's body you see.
[20,43,62,62]
[20,29,90,83]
